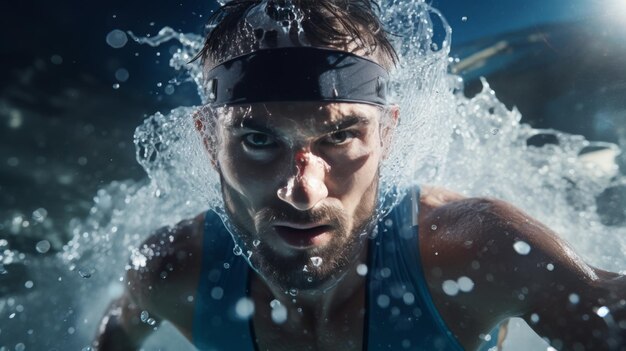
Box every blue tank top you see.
[192,188,469,350]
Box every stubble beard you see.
[220,178,379,294]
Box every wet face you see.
[211,102,392,291]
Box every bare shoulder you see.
[125,212,206,326]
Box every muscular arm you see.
[93,214,205,350]
[419,192,626,350]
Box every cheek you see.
[327,143,382,196]
[217,140,285,199]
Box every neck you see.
[250,239,370,327]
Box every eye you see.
[322,130,357,145]
[243,133,277,148]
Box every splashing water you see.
[1,0,626,350]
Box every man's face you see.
[211,101,392,291]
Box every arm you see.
[93,289,161,351]
[93,214,204,350]
[420,196,626,350]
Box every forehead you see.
[218,102,383,127]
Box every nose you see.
[277,151,329,211]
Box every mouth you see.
[273,223,333,248]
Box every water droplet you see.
[457,276,474,292]
[223,262,230,269]
[233,245,243,256]
[356,264,368,276]
[235,297,255,319]
[310,256,323,267]
[50,54,63,65]
[270,300,288,324]
[491,128,499,135]
[513,241,531,255]
[376,294,390,308]
[307,276,313,282]
[569,293,580,304]
[402,292,415,305]
[78,267,94,279]
[115,68,129,82]
[15,343,25,351]
[288,288,298,296]
[211,287,224,300]
[32,208,48,223]
[461,16,468,22]
[546,263,554,271]
[24,280,34,289]
[442,280,459,296]
[530,313,540,323]
[596,306,610,318]
[253,239,261,247]
[430,224,437,230]
[384,219,393,227]
[106,29,128,48]
[112,83,120,89]
[140,310,149,322]
[35,240,51,254]
[146,317,156,326]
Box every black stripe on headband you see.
[205,47,389,107]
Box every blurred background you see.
[1,0,625,348]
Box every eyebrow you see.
[228,115,371,135]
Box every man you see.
[94,1,626,350]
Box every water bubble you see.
[156,82,163,88]
[430,224,437,230]
[112,83,120,90]
[384,219,393,227]
[232,245,243,256]
[15,343,25,351]
[115,68,129,82]
[568,293,580,304]
[513,241,531,255]
[461,16,468,22]
[223,262,230,269]
[356,264,368,276]
[235,297,255,319]
[380,267,392,278]
[457,276,475,292]
[146,318,156,326]
[106,29,128,49]
[310,256,323,267]
[68,327,75,334]
[596,306,610,318]
[442,280,459,296]
[491,128,499,135]
[24,281,34,289]
[288,288,298,296]
[302,265,308,272]
[35,240,51,254]
[546,263,555,271]
[140,310,149,322]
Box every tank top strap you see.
[366,186,465,351]
[192,210,256,351]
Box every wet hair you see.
[194,0,398,70]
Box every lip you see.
[273,223,333,248]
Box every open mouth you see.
[273,224,333,248]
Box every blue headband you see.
[205,47,389,107]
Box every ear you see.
[381,104,399,159]
[193,106,220,171]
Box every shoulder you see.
[416,187,547,345]
[125,212,207,324]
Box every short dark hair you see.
[194,0,398,70]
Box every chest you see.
[251,302,366,351]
